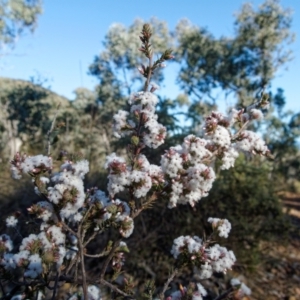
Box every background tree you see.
[0,0,42,50]
[175,0,294,129]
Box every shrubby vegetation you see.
[0,0,298,299]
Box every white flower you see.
[86,285,101,300]
[220,147,239,170]
[24,254,43,278]
[249,108,264,120]
[6,216,18,228]
[231,278,251,295]
[236,130,269,155]
[211,125,231,148]
[208,218,232,238]
[0,234,13,251]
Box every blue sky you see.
[1,0,299,112]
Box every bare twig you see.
[84,230,102,247]
[100,240,121,280]
[213,287,234,300]
[159,269,179,300]
[232,120,249,140]
[60,220,77,236]
[144,55,153,92]
[50,271,60,300]
[78,238,88,299]
[46,103,61,156]
[84,252,107,258]
[99,279,134,298]
[79,204,93,232]
[65,255,78,275]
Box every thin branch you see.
[60,220,77,236]
[46,103,61,156]
[65,255,78,275]
[232,120,249,140]
[213,287,233,300]
[79,204,93,232]
[84,230,102,247]
[99,279,134,298]
[84,252,107,258]
[50,271,60,300]
[100,240,121,280]
[159,269,179,300]
[34,290,39,300]
[144,55,153,92]
[78,238,88,299]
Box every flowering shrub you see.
[0,24,271,300]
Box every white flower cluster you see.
[202,109,269,171]
[105,153,131,196]
[203,112,238,171]
[231,278,251,296]
[90,190,134,238]
[171,235,203,259]
[161,135,216,208]
[1,225,66,279]
[192,283,208,300]
[105,153,164,199]
[236,130,269,155]
[68,285,101,300]
[161,105,267,208]
[35,201,56,223]
[220,146,239,170]
[11,154,52,179]
[171,234,236,279]
[208,217,232,238]
[4,82,270,298]
[48,159,89,221]
[113,91,167,148]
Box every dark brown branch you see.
[99,279,134,298]
[144,55,153,92]
[100,240,121,280]
[213,287,234,300]
[84,252,107,258]
[50,271,60,300]
[159,269,178,300]
[78,238,88,299]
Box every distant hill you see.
[0,76,71,108]
[0,77,76,159]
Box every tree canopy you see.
[0,0,42,49]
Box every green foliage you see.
[123,156,290,289]
[0,77,71,159]
[203,156,291,259]
[176,0,294,128]
[0,0,42,48]
[261,89,300,190]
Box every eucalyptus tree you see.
[0,0,42,50]
[175,0,294,128]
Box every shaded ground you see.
[247,193,300,300]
